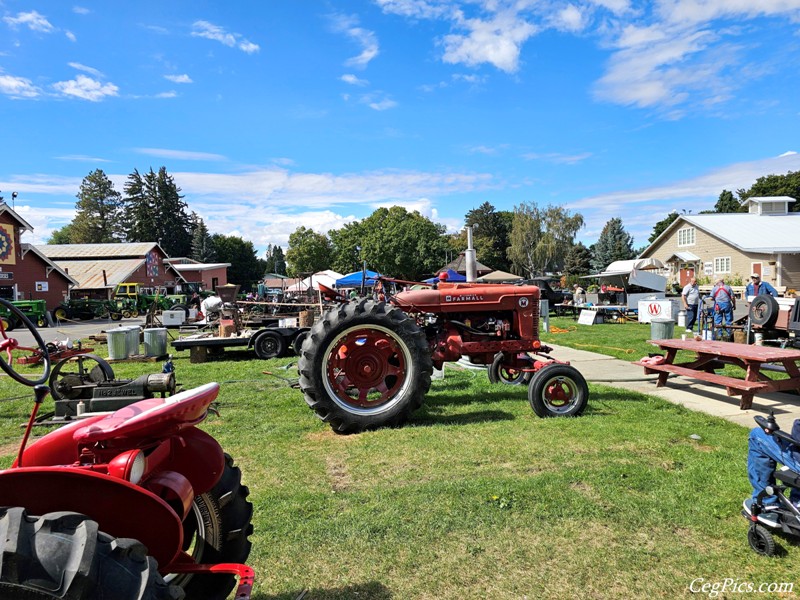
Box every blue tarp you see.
[335,270,382,288]
[424,268,467,284]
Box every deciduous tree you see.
[286,227,333,277]
[210,234,263,287]
[508,202,584,277]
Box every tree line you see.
[49,168,265,287]
[52,168,800,286]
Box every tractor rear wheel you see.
[168,454,253,600]
[0,507,182,599]
[297,300,432,433]
[528,363,589,418]
[488,352,532,385]
[53,307,68,322]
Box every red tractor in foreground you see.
[297,280,589,434]
[0,300,253,599]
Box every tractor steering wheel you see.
[0,298,50,386]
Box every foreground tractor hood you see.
[393,283,541,313]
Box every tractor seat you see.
[74,382,219,444]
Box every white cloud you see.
[68,62,103,77]
[0,73,40,99]
[191,21,259,53]
[365,96,398,110]
[135,148,227,161]
[569,151,800,209]
[441,10,537,73]
[552,4,588,32]
[52,75,119,101]
[72,6,91,15]
[65,30,77,42]
[374,0,453,19]
[341,73,369,86]
[164,73,193,84]
[55,154,112,162]
[155,91,178,99]
[3,11,55,33]
[331,14,379,68]
[522,151,592,164]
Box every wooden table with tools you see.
[633,339,800,409]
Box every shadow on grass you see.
[254,581,392,600]
[412,409,515,427]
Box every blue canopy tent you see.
[424,268,467,284]
[335,269,382,288]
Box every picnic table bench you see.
[633,339,800,409]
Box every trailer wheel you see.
[0,507,182,599]
[749,294,779,328]
[528,363,589,418]
[488,352,532,385]
[297,300,432,433]
[292,331,308,356]
[254,331,285,359]
[171,303,190,318]
[167,454,253,600]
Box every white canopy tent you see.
[477,270,523,283]
[285,269,343,292]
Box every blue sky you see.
[3,0,800,259]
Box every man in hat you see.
[746,273,778,298]
[711,277,736,340]
[681,276,700,333]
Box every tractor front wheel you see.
[0,507,181,599]
[297,299,432,433]
[53,307,68,322]
[168,454,253,600]
[488,352,532,385]
[528,363,589,418]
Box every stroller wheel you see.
[748,524,776,556]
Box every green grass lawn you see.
[2,332,799,599]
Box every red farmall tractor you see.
[298,280,589,433]
[0,300,253,599]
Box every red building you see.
[163,258,230,291]
[0,203,76,309]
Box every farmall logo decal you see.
[445,294,485,302]
[519,297,529,308]
[647,303,663,317]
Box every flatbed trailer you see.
[171,326,308,363]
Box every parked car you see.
[515,277,572,306]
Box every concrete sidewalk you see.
[550,343,800,430]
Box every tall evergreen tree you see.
[264,244,287,275]
[70,169,123,243]
[123,167,193,257]
[190,215,214,262]
[590,217,635,272]
[563,242,592,276]
[648,212,680,243]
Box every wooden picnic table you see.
[633,339,800,409]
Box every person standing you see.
[681,277,700,333]
[711,277,736,340]
[746,273,778,298]
[572,283,586,305]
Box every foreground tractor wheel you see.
[528,363,589,418]
[488,353,532,385]
[169,454,253,600]
[0,507,181,599]
[297,299,432,434]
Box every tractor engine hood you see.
[392,282,541,313]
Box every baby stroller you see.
[742,413,800,555]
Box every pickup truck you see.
[516,277,572,306]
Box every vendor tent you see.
[477,270,522,283]
[424,268,466,284]
[335,269,382,288]
[285,269,343,292]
